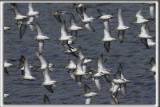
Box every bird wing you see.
[43,94,51,104]
[104,41,110,52]
[11,3,21,15]
[85,97,91,104]
[118,9,124,27]
[34,21,43,36]
[97,9,106,15]
[150,57,155,66]
[44,85,54,93]
[78,46,85,59]
[84,84,91,93]
[120,83,126,97]
[28,3,34,12]
[141,38,149,49]
[97,54,104,70]
[85,23,95,32]
[94,78,102,91]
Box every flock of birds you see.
[4,3,156,104]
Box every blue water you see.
[4,3,155,104]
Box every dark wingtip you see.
[118,64,122,71]
[44,85,54,93]
[150,57,155,65]
[4,68,9,75]
[43,94,51,104]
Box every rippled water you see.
[4,3,156,104]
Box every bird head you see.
[52,11,57,15]
[34,36,37,39]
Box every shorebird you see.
[43,94,51,104]
[73,3,95,32]
[17,16,35,39]
[80,7,94,23]
[11,3,27,21]
[42,64,57,93]
[74,3,85,18]
[35,50,54,71]
[133,8,149,24]
[4,26,11,31]
[73,59,86,87]
[58,20,73,42]
[111,64,130,97]
[79,6,95,32]
[65,59,77,81]
[66,13,83,43]
[65,59,77,70]
[137,22,152,39]
[34,21,50,40]
[92,54,110,91]
[4,60,13,75]
[26,3,39,17]
[115,9,129,43]
[17,55,34,75]
[97,54,110,76]
[78,46,92,64]
[148,57,156,80]
[115,9,130,31]
[82,84,97,104]
[67,13,83,31]
[10,3,29,39]
[138,23,153,48]
[25,3,39,31]
[63,41,78,57]
[22,56,36,80]
[52,10,68,23]
[92,70,103,91]
[97,9,113,20]
[101,20,116,52]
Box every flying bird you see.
[42,64,57,93]
[22,56,36,80]
[34,21,50,40]
[133,8,149,24]
[82,84,97,104]
[97,9,113,20]
[101,20,116,52]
